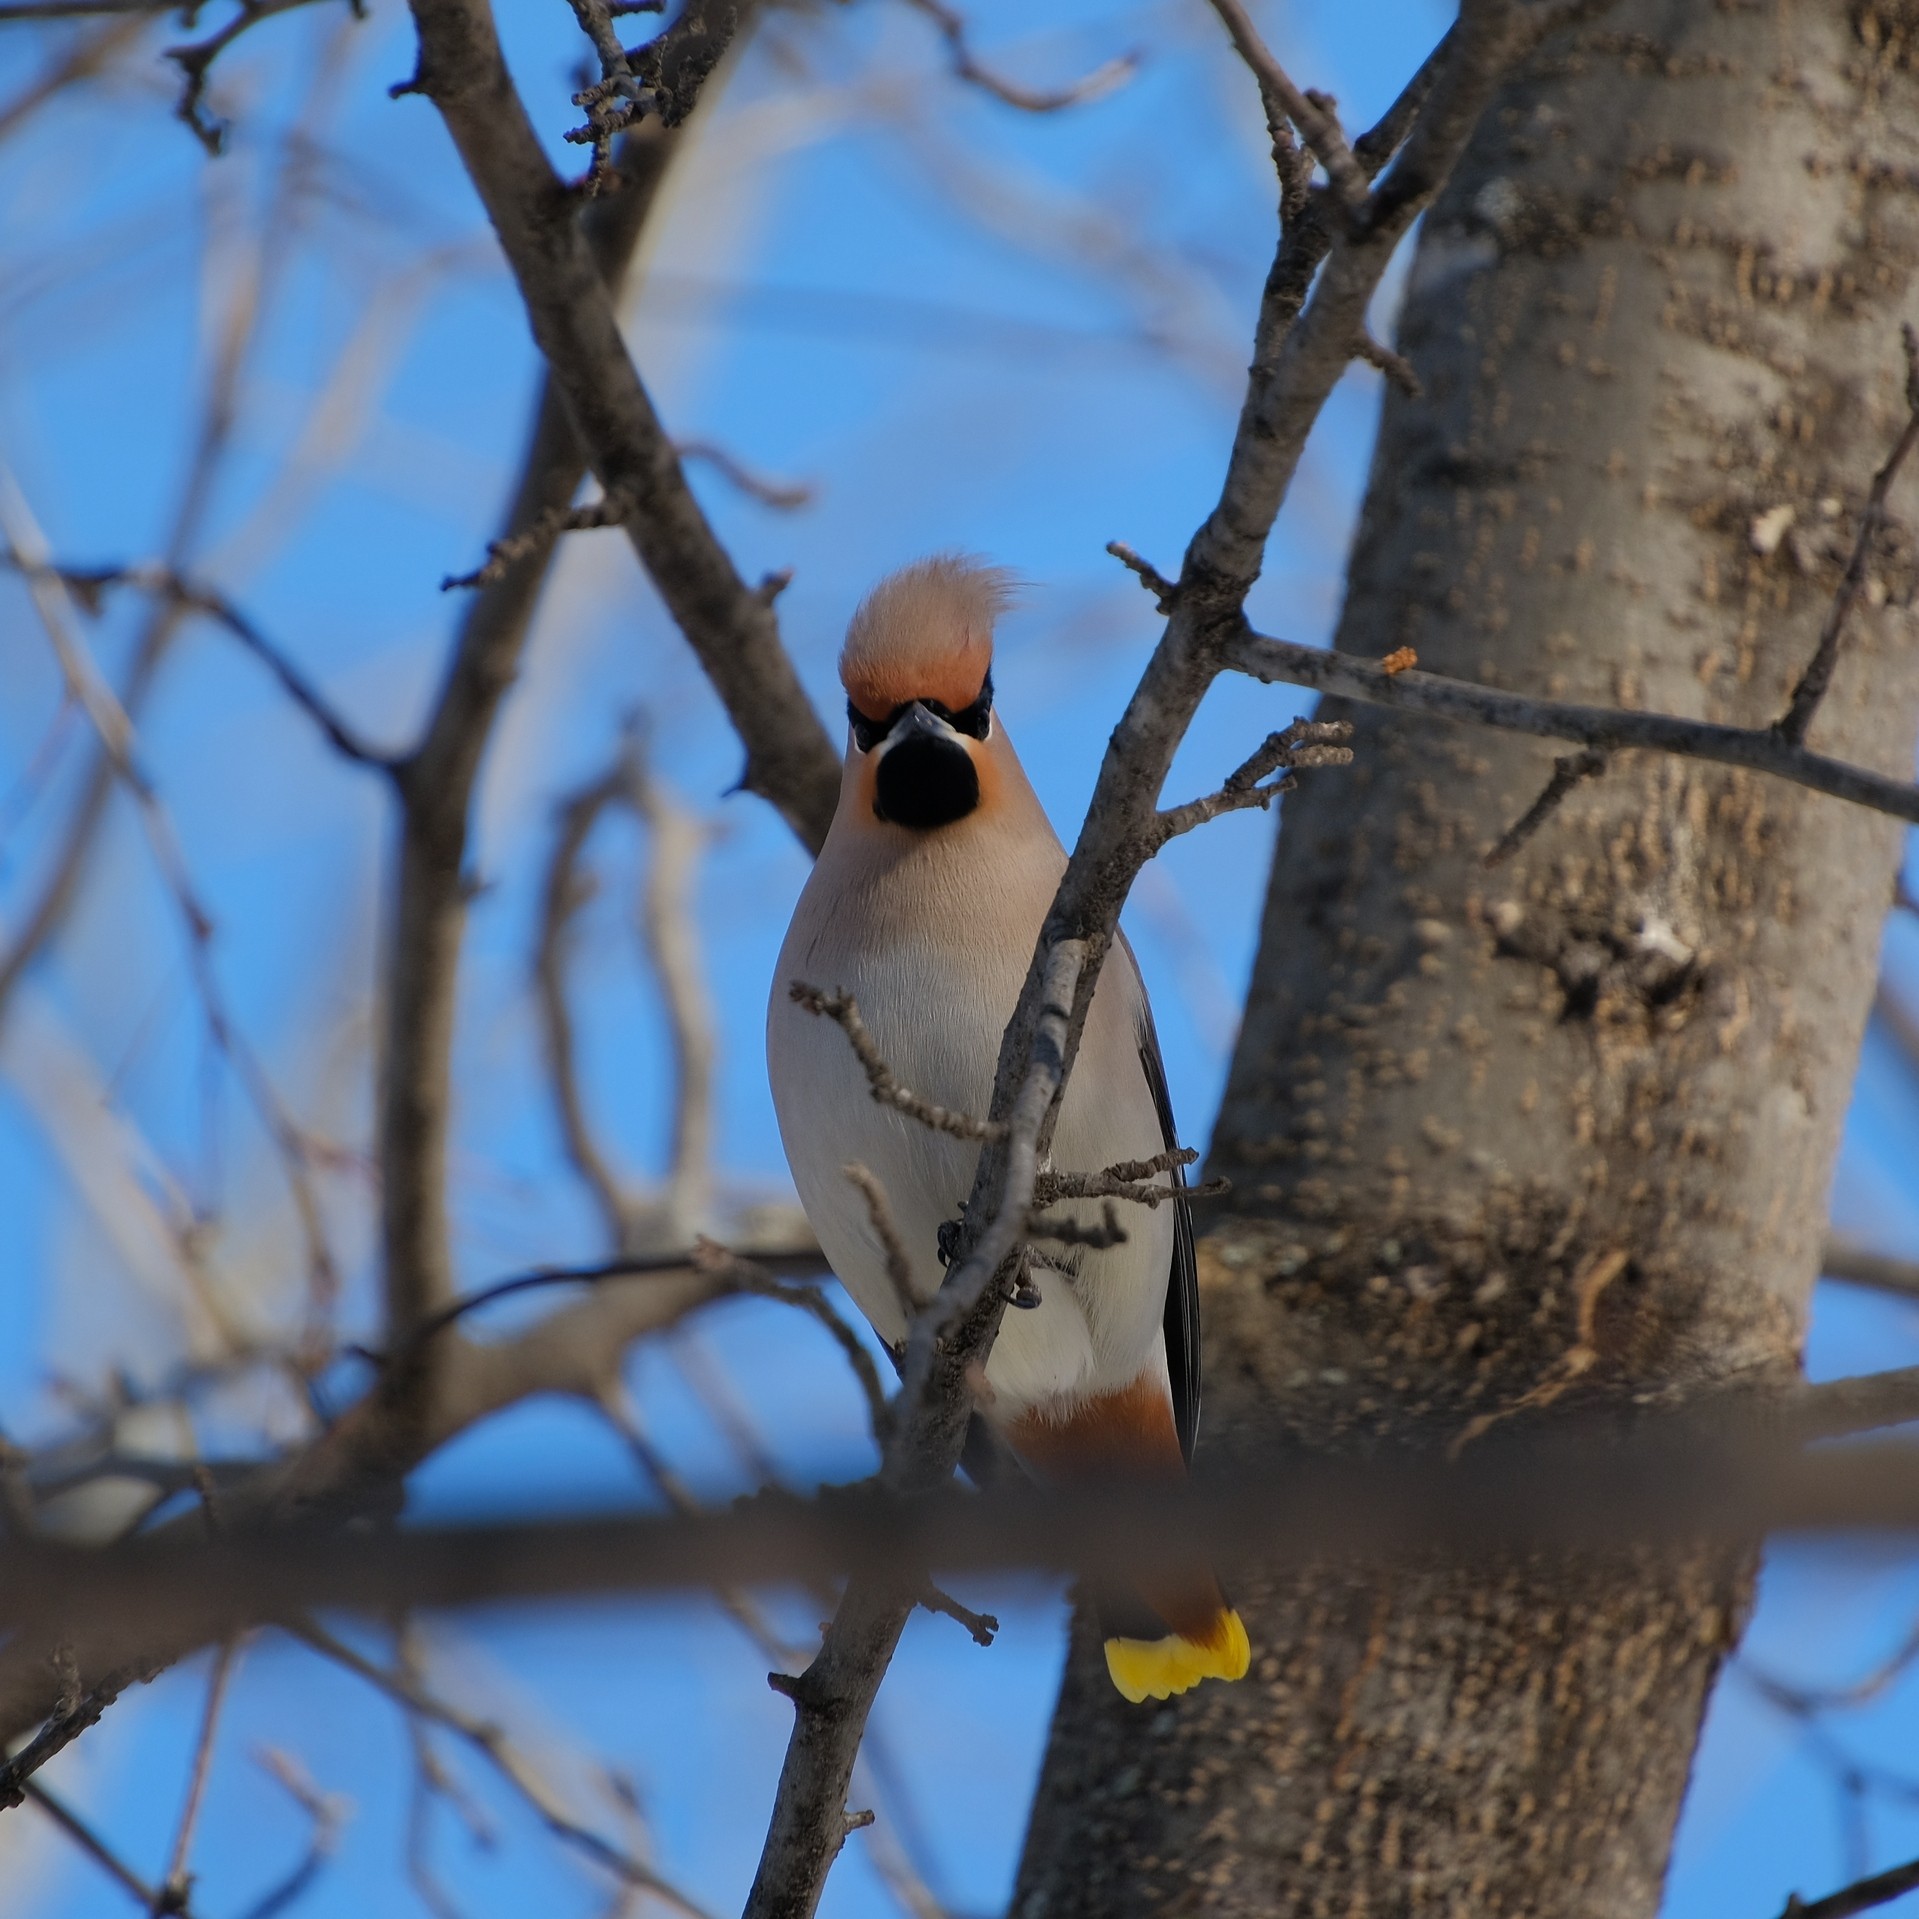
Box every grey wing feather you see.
[1131,970,1200,1465]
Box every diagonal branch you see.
[896,0,1136,114]
[741,7,1538,1913]
[1227,627,1919,826]
[1204,0,1365,207]
[2,556,396,770]
[401,0,840,853]
[789,984,1005,1142]
[378,110,708,1354]
[287,1617,714,1919]
[1776,322,1919,747]
[25,1782,200,1915]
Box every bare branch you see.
[289,1618,714,1919]
[1025,1201,1128,1249]
[1483,746,1608,867]
[630,746,717,1242]
[916,1582,997,1647]
[1152,717,1354,846]
[379,110,706,1354]
[25,1376,1919,1644]
[399,0,841,852]
[743,11,1534,1908]
[0,62,315,1035]
[0,16,145,146]
[1773,1854,1919,1919]
[789,984,1006,1142]
[235,1748,347,1919]
[744,937,1082,1917]
[3,556,396,770]
[1824,1241,1919,1301]
[1204,0,1366,208]
[896,0,1136,114]
[1776,324,1919,747]
[1354,328,1421,395]
[25,1782,197,1915]
[535,761,643,1250]
[1228,627,1919,826]
[843,1163,918,1324]
[675,439,814,511]
[1,475,345,1335]
[692,1240,893,1441]
[0,1664,144,1810]
[156,1638,242,1913]
[1104,539,1180,613]
[440,488,636,591]
[166,0,348,154]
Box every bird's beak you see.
[876,702,962,755]
[869,701,981,830]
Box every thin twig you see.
[1774,1853,1919,1919]
[235,1748,348,1919]
[676,440,814,511]
[843,1163,919,1324]
[289,1618,715,1919]
[154,1638,241,1914]
[692,1240,893,1440]
[630,743,717,1244]
[1104,539,1179,613]
[1484,747,1608,866]
[25,1782,191,1914]
[1355,328,1422,395]
[441,489,636,591]
[897,0,1136,112]
[535,761,644,1249]
[380,1241,826,1373]
[1776,324,1919,747]
[166,0,344,154]
[917,1582,997,1647]
[4,557,396,770]
[0,473,344,1329]
[1204,0,1367,207]
[1152,719,1354,846]
[789,984,1007,1141]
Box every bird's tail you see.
[1094,1571,1251,1704]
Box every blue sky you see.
[3,1,1919,1913]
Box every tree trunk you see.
[1014,4,1919,1914]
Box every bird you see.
[766,553,1249,1703]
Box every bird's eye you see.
[848,703,890,753]
[945,671,993,741]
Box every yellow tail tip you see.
[1103,1610,1251,1703]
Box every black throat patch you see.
[874,734,980,829]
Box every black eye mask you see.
[847,671,993,754]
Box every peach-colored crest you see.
[839,553,1018,721]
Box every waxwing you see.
[766,554,1249,1702]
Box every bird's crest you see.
[840,553,1018,720]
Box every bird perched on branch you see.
[766,554,1248,1703]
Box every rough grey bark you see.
[1014,5,1919,1915]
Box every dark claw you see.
[936,1218,962,1268]
[1010,1274,1042,1310]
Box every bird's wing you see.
[1119,933,1200,1465]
